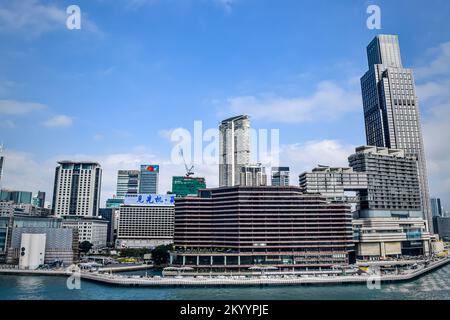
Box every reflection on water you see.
[1,265,450,300]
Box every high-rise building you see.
[32,191,46,208]
[361,34,432,231]
[239,164,267,187]
[171,176,206,197]
[52,161,102,217]
[219,115,251,187]
[299,166,368,203]
[430,197,443,217]
[348,146,431,258]
[172,186,354,271]
[349,146,422,214]
[139,165,159,194]
[271,167,290,186]
[0,190,32,204]
[0,144,4,187]
[116,170,140,198]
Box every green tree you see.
[151,244,173,265]
[79,241,93,254]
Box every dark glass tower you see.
[360,35,432,232]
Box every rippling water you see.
[1,265,450,300]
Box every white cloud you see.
[0,0,100,36]
[415,42,450,79]
[225,81,361,123]
[0,99,46,114]
[414,40,450,209]
[43,115,73,128]
[280,140,356,178]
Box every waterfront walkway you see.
[78,257,450,287]
[1,258,448,287]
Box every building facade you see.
[240,164,267,187]
[5,215,78,266]
[32,191,46,208]
[434,217,450,241]
[139,165,159,194]
[299,166,368,202]
[360,34,432,231]
[172,186,355,271]
[116,170,140,198]
[431,197,443,217]
[0,190,32,204]
[171,176,206,197]
[61,217,108,249]
[219,115,251,187]
[271,167,290,186]
[52,161,102,217]
[348,146,422,215]
[117,195,175,248]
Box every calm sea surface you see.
[1,265,450,300]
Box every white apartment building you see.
[219,115,251,187]
[52,161,102,217]
[62,218,108,249]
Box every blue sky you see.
[1,0,450,208]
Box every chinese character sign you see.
[124,194,175,206]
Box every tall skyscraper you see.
[139,165,159,194]
[116,170,140,198]
[430,197,443,217]
[219,115,250,187]
[361,34,432,232]
[52,161,102,217]
[271,167,290,186]
[0,144,4,187]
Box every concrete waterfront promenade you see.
[78,257,450,287]
[1,258,449,287]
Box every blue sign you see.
[124,194,175,206]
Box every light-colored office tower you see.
[116,170,140,198]
[240,164,267,187]
[271,167,290,186]
[52,161,102,217]
[361,34,432,232]
[219,115,251,187]
[299,166,368,203]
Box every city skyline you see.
[1,1,450,210]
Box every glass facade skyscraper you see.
[139,165,159,194]
[116,170,139,198]
[361,35,432,232]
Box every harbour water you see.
[1,265,450,300]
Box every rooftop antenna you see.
[179,147,194,177]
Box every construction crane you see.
[179,147,194,177]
